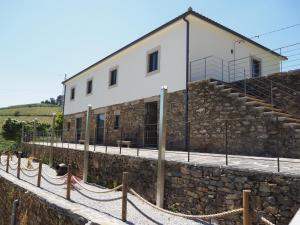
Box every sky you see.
[0,0,299,108]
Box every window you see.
[251,58,261,77]
[147,49,159,74]
[70,87,75,100]
[67,122,71,131]
[86,79,93,94]
[109,69,118,87]
[114,115,120,129]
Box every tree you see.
[55,112,63,130]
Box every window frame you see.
[86,78,93,95]
[108,66,119,88]
[70,86,76,101]
[250,56,262,78]
[146,46,161,76]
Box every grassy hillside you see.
[0,103,62,151]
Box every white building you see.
[63,8,284,116]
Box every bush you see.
[2,118,22,140]
[2,118,50,141]
[14,111,21,116]
[55,112,63,130]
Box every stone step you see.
[283,123,300,128]
[238,96,266,104]
[208,81,219,86]
[215,84,225,89]
[273,117,300,123]
[228,92,242,98]
[263,111,299,120]
[245,101,274,108]
[254,106,282,113]
[220,88,232,93]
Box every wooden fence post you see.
[122,172,128,222]
[6,153,9,173]
[66,164,71,200]
[17,153,21,179]
[243,190,251,225]
[37,161,42,187]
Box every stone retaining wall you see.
[24,143,300,225]
[0,175,90,225]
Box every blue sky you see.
[0,0,299,108]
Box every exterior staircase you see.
[207,80,300,151]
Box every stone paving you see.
[39,142,300,175]
[0,156,208,225]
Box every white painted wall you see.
[64,21,186,115]
[189,16,281,82]
[64,14,282,115]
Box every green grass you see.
[0,104,61,116]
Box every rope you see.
[129,188,243,220]
[10,160,18,166]
[261,216,275,225]
[9,164,18,170]
[72,185,122,202]
[20,169,38,178]
[21,163,39,171]
[41,174,66,186]
[72,176,123,193]
[0,158,7,166]
[42,168,68,179]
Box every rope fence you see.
[261,216,275,225]
[0,152,279,225]
[129,188,244,220]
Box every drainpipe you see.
[183,9,190,158]
[10,199,19,225]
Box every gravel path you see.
[0,155,209,225]
[37,142,300,175]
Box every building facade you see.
[62,9,295,155]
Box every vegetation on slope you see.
[0,103,62,152]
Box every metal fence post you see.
[221,59,224,81]
[204,58,207,80]
[21,122,25,144]
[156,85,167,208]
[66,164,72,200]
[119,127,123,154]
[93,127,96,151]
[83,105,92,183]
[244,69,247,96]
[270,80,274,107]
[49,113,56,167]
[137,125,140,157]
[33,118,37,143]
[17,152,21,179]
[6,153,9,173]
[225,120,228,166]
[122,172,128,222]
[187,121,190,162]
[276,116,280,172]
[37,161,42,187]
[243,190,251,225]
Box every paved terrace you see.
[35,142,300,175]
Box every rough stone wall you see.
[0,176,88,225]
[187,80,299,157]
[62,73,300,158]
[23,144,300,225]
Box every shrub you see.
[2,118,50,141]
